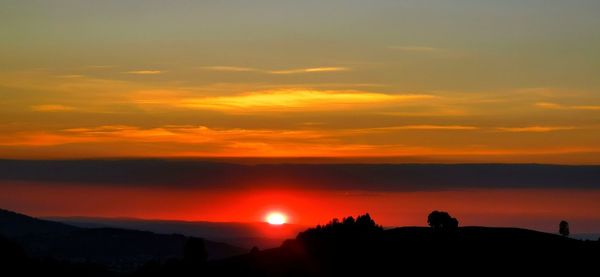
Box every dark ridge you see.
[0,209,247,272]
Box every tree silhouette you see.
[296,213,383,240]
[559,221,570,237]
[427,211,459,231]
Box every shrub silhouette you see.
[427,211,459,231]
[297,213,383,241]
[559,220,570,237]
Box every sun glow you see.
[266,212,287,225]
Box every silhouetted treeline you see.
[205,212,600,276]
[296,213,383,241]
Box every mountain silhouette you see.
[0,209,246,271]
[46,216,306,249]
[3,210,599,276]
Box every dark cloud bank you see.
[0,159,599,191]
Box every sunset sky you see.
[1,1,600,232]
[2,0,600,162]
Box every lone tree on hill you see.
[427,211,459,231]
[559,220,570,237]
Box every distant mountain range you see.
[0,209,246,271]
[45,216,306,249]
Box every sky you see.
[1,1,600,231]
[1,0,600,162]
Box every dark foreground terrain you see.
[0,209,245,273]
[1,210,599,276]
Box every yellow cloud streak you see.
[200,66,349,74]
[496,126,576,133]
[535,102,600,111]
[125,70,163,75]
[268,67,349,74]
[173,89,435,112]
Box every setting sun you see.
[266,212,287,225]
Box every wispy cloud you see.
[0,125,327,150]
[334,125,479,136]
[496,126,577,133]
[375,125,478,131]
[201,66,350,75]
[134,89,435,113]
[2,125,599,159]
[535,102,600,111]
[268,67,350,74]
[30,105,76,112]
[176,90,434,112]
[125,70,164,75]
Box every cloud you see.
[267,67,350,74]
[200,66,350,75]
[329,125,478,137]
[0,124,480,148]
[496,126,577,133]
[135,89,435,113]
[0,132,97,146]
[30,105,76,112]
[1,160,599,191]
[535,102,600,111]
[124,70,163,75]
[2,124,600,162]
[0,125,326,147]
[361,125,479,132]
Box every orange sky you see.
[2,1,600,163]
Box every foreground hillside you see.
[205,217,599,276]
[2,210,599,276]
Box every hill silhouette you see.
[0,209,77,236]
[2,210,599,276]
[0,209,246,271]
[202,214,599,276]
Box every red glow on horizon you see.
[2,182,600,233]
